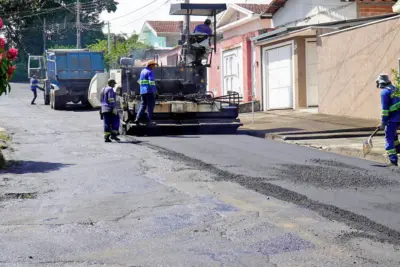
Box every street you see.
[0,83,400,266]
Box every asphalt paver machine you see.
[117,3,243,136]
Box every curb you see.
[307,145,387,164]
[241,128,388,164]
[265,132,385,141]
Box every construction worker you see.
[134,60,158,125]
[112,85,122,136]
[30,73,44,105]
[377,73,400,166]
[100,79,120,143]
[194,19,212,35]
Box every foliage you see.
[88,34,149,69]
[0,16,18,96]
[1,0,118,82]
[390,68,400,88]
[49,44,76,50]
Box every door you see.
[264,44,293,110]
[306,40,318,107]
[222,48,242,96]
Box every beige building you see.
[318,14,400,120]
[251,0,397,112]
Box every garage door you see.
[306,40,318,107]
[222,48,242,96]
[263,45,293,110]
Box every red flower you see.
[6,48,18,60]
[7,65,16,76]
[0,38,5,49]
[0,17,3,29]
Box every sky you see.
[99,0,271,36]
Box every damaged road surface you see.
[0,83,399,266]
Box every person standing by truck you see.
[100,79,120,143]
[134,60,158,125]
[30,73,44,105]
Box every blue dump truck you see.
[28,49,105,110]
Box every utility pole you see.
[43,17,46,53]
[108,22,111,53]
[76,0,81,49]
[184,0,190,37]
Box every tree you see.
[88,34,149,69]
[1,0,118,54]
[0,16,18,96]
[0,0,118,81]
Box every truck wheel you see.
[80,96,90,107]
[54,96,66,110]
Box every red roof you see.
[264,0,288,15]
[146,21,201,34]
[236,4,270,14]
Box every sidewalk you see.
[239,109,388,164]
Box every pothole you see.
[0,192,37,200]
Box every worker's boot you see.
[104,135,112,143]
[111,134,121,142]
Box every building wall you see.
[317,16,400,120]
[141,29,167,48]
[223,18,270,39]
[272,0,357,28]
[165,35,181,48]
[294,37,307,108]
[357,2,395,18]
[209,19,270,102]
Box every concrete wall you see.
[272,0,357,28]
[317,16,400,120]
[294,37,307,108]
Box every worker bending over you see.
[100,79,120,143]
[377,73,400,166]
[134,60,158,125]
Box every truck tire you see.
[80,95,90,107]
[54,96,66,110]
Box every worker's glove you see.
[379,122,387,131]
[112,108,118,115]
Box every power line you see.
[109,0,160,22]
[121,0,171,27]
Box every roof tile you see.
[236,3,270,14]
[146,21,202,34]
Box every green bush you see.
[390,68,400,88]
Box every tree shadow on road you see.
[0,160,73,174]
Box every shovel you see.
[362,126,380,157]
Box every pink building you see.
[209,4,271,103]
